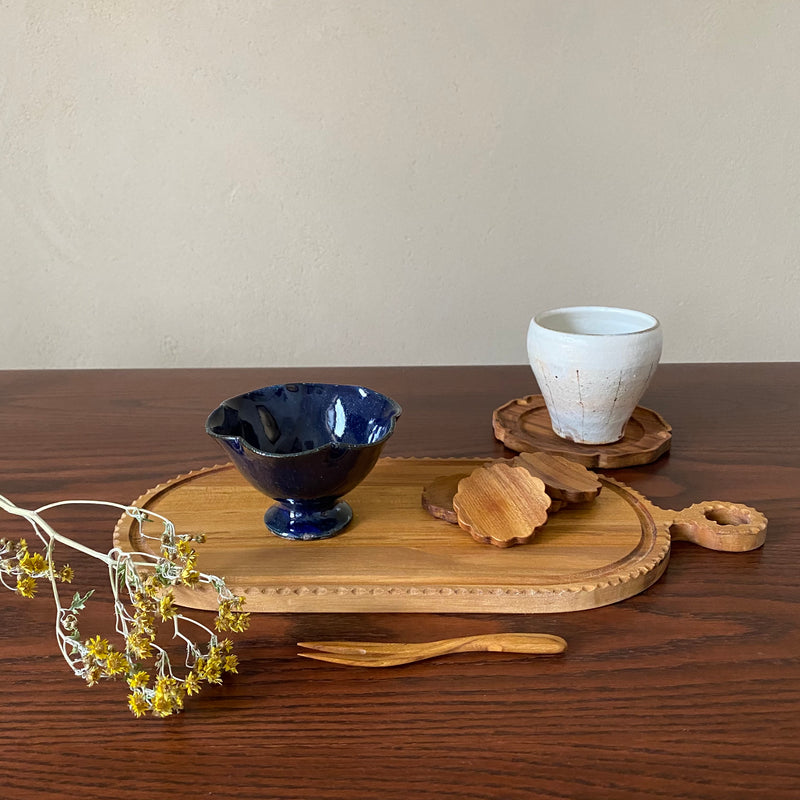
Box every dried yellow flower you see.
[215,597,250,633]
[223,655,239,674]
[126,632,154,660]
[158,592,177,621]
[15,575,37,598]
[127,670,149,690]
[180,567,200,586]
[151,676,185,717]
[176,538,193,558]
[19,551,49,575]
[128,691,149,718]
[196,655,222,684]
[86,635,111,659]
[183,671,201,696]
[103,650,128,676]
[85,665,102,686]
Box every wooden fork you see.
[297,633,567,667]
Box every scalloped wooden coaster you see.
[420,452,602,524]
[512,452,601,503]
[421,473,468,524]
[493,394,672,468]
[452,462,551,548]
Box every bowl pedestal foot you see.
[264,499,353,541]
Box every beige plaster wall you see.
[1,1,798,367]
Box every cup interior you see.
[534,306,659,336]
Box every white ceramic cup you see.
[527,306,662,445]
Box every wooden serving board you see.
[112,458,766,614]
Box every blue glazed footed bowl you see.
[205,383,402,541]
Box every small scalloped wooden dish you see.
[452,462,551,548]
[112,458,767,615]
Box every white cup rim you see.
[532,306,660,337]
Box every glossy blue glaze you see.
[205,383,402,540]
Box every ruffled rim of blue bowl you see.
[205,383,402,459]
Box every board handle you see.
[659,501,767,552]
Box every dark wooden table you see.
[1,365,798,799]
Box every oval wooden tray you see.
[112,458,766,614]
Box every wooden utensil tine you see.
[297,641,373,655]
[297,651,417,667]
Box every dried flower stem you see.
[0,492,249,717]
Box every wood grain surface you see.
[0,365,799,800]
[452,460,552,548]
[112,459,681,611]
